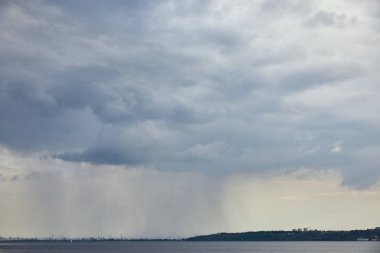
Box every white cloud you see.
[329,141,343,153]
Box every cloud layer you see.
[0,1,380,235]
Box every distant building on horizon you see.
[292,227,311,232]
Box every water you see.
[0,241,379,253]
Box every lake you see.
[0,241,379,253]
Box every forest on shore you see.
[186,229,380,241]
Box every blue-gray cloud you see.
[0,0,380,188]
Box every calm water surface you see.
[0,241,379,253]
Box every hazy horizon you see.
[1,227,379,240]
[0,0,380,238]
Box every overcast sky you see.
[1,0,380,238]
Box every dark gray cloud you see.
[56,125,156,165]
[0,0,379,188]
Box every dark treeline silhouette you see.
[186,229,380,241]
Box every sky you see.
[0,0,380,238]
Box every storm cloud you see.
[0,0,380,237]
[1,0,380,188]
